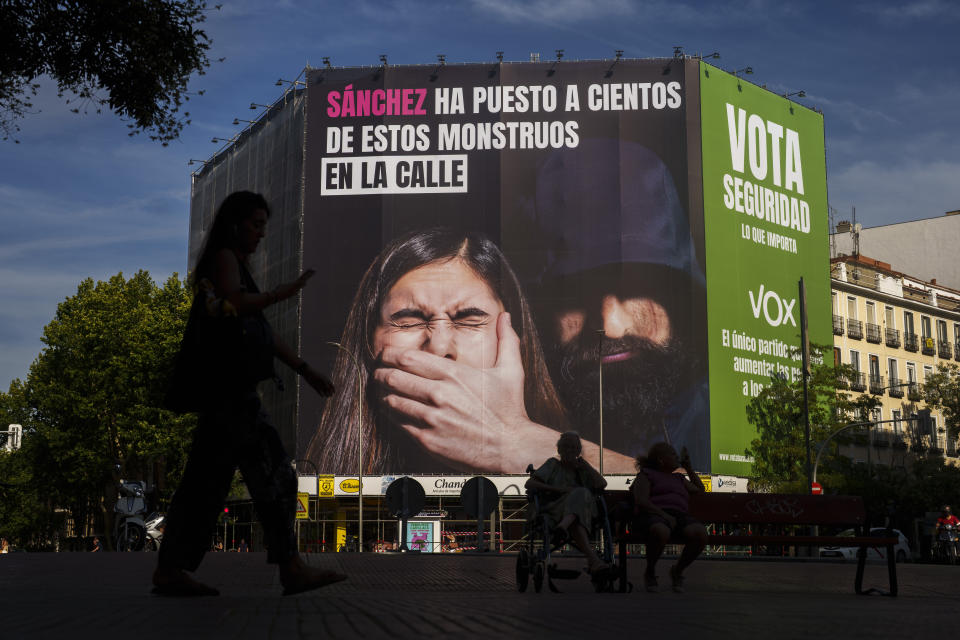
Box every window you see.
[847,296,858,319]
[834,347,842,367]
[832,292,838,314]
[869,354,880,378]
[906,363,917,383]
[887,358,898,380]
[884,306,895,329]
[871,407,882,424]
[850,350,861,371]
[924,364,934,381]
[954,323,960,345]
[892,410,902,435]
[865,301,876,325]
[903,311,915,335]
[938,319,948,342]
[921,315,932,338]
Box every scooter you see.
[934,523,957,565]
[143,512,166,551]
[114,480,147,552]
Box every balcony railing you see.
[907,382,923,402]
[832,314,844,336]
[938,340,953,359]
[865,323,882,343]
[922,336,936,355]
[904,332,919,352]
[869,374,885,395]
[849,371,867,392]
[888,378,904,398]
[885,327,900,348]
[847,319,863,340]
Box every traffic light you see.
[223,507,230,514]
[917,409,933,437]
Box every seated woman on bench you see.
[632,442,707,593]
[526,431,611,577]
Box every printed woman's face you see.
[373,259,505,369]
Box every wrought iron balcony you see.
[888,378,905,398]
[885,327,900,348]
[832,314,844,336]
[869,374,885,395]
[849,371,867,392]
[866,323,882,343]
[922,336,935,356]
[907,382,923,402]
[938,340,952,359]
[847,318,863,340]
[904,332,919,352]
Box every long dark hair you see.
[193,191,271,283]
[305,227,568,473]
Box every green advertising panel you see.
[700,62,831,476]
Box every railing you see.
[907,382,923,402]
[865,323,882,343]
[847,318,863,340]
[885,327,900,348]
[849,371,867,392]
[888,378,904,398]
[922,336,935,356]
[869,374,885,395]
[938,340,952,359]
[832,314,844,336]
[904,333,919,352]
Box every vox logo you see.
[749,284,796,327]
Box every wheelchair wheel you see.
[533,561,545,593]
[516,548,530,592]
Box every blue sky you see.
[1,0,958,390]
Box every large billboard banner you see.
[293,60,826,478]
[699,62,830,475]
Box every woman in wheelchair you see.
[631,442,707,593]
[525,431,611,577]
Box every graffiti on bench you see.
[745,497,805,519]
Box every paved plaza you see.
[2,551,957,639]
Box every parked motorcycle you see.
[114,480,147,552]
[143,512,166,552]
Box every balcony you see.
[847,318,863,340]
[849,371,867,392]
[885,327,900,348]
[904,332,919,352]
[938,340,953,359]
[865,323,882,343]
[907,382,923,402]
[888,378,904,398]
[832,314,844,336]
[922,336,935,356]
[869,374,885,395]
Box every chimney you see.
[836,220,851,233]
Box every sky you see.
[1,0,959,391]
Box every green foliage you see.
[0,272,196,548]
[745,344,880,492]
[0,0,214,143]
[921,362,960,442]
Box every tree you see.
[922,362,960,443]
[8,271,197,549]
[1,0,214,143]
[745,344,880,493]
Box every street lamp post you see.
[327,341,364,552]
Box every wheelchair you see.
[516,464,619,593]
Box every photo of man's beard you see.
[550,334,692,457]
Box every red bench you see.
[606,491,899,597]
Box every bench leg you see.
[855,544,898,597]
[887,544,898,597]
[618,539,628,593]
[855,545,866,595]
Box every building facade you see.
[831,254,960,461]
